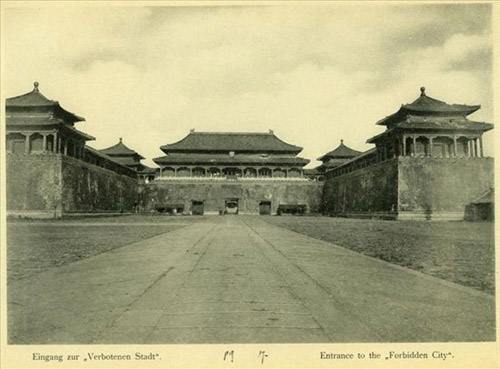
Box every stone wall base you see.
[140,179,323,215]
[327,212,397,220]
[328,211,465,221]
[396,211,464,221]
[7,209,62,219]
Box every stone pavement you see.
[8,216,495,343]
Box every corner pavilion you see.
[5,82,134,177]
[100,138,157,182]
[366,87,493,160]
[6,82,93,157]
[316,140,362,173]
[322,87,494,220]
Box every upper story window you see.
[229,151,235,157]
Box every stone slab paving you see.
[7,216,495,344]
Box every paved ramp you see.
[8,216,495,343]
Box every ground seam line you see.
[243,217,385,341]
[240,217,335,342]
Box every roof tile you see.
[161,131,302,153]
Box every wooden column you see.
[429,136,433,157]
[474,138,479,158]
[24,133,30,154]
[53,132,58,153]
[412,136,417,156]
[453,136,458,157]
[402,135,407,156]
[42,134,47,153]
[479,136,484,157]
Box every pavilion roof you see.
[100,138,145,159]
[325,148,377,174]
[107,156,143,167]
[6,82,85,123]
[317,140,362,161]
[84,145,137,176]
[160,130,303,154]
[62,124,96,141]
[396,116,493,131]
[376,87,481,126]
[366,116,493,143]
[153,153,310,166]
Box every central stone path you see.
[8,216,495,343]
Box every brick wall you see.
[322,159,399,218]
[321,157,494,220]
[6,153,63,217]
[398,157,493,219]
[61,156,138,213]
[6,153,138,217]
[139,179,323,214]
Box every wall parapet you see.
[155,176,312,183]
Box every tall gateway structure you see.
[142,130,323,215]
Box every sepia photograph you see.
[0,1,498,368]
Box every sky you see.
[4,3,494,167]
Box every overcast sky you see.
[4,4,493,167]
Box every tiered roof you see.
[160,130,302,154]
[6,82,94,142]
[6,82,85,124]
[154,153,309,166]
[317,140,362,162]
[313,140,362,173]
[155,130,309,167]
[100,138,146,169]
[100,138,145,159]
[368,87,493,144]
[376,87,481,127]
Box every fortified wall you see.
[322,157,493,220]
[6,154,138,218]
[139,179,323,215]
[321,159,398,218]
[6,154,63,218]
[61,156,138,214]
[398,157,493,220]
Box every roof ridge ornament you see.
[119,137,123,143]
[33,81,39,92]
[341,139,344,144]
[420,86,426,96]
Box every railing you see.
[155,176,309,182]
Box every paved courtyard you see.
[8,216,495,343]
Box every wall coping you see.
[61,154,138,181]
[154,177,316,183]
